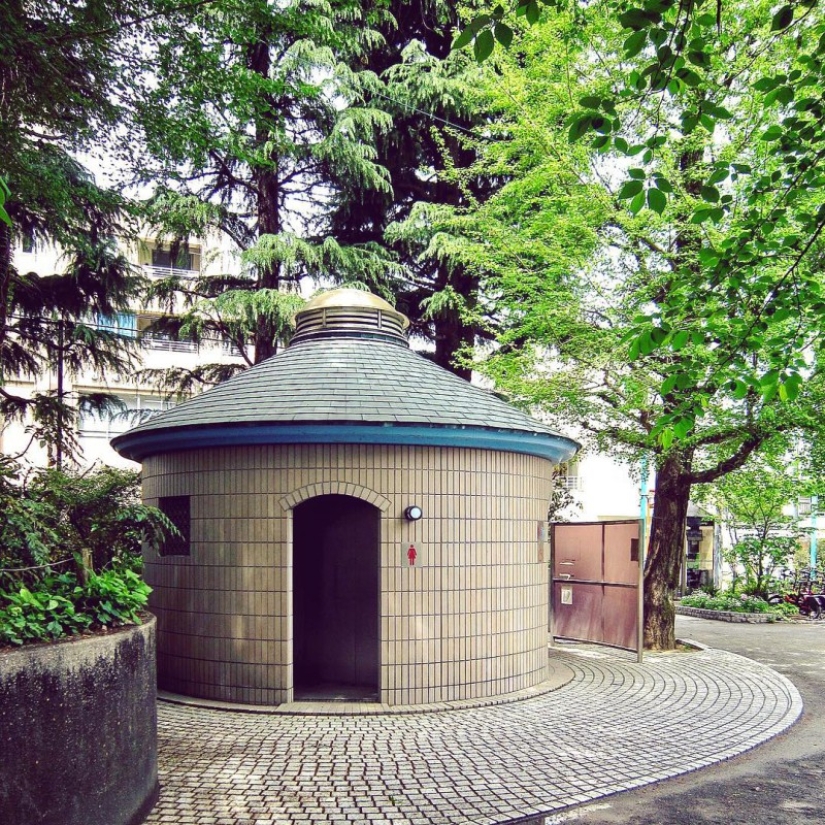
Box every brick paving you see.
[145,644,802,825]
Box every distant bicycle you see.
[777,570,825,620]
[795,592,823,620]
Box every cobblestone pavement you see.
[145,645,802,825]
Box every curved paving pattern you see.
[145,646,802,825]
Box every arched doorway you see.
[293,495,380,700]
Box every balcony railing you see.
[142,265,199,280]
[559,475,583,492]
[140,334,251,356]
[141,335,198,353]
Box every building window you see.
[158,496,191,556]
[93,312,138,338]
[137,313,198,352]
[78,394,174,439]
[798,497,818,517]
[151,243,196,271]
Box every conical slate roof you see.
[112,289,579,463]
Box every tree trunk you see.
[644,448,694,649]
[253,153,283,363]
[247,32,283,366]
[432,267,478,381]
[640,139,703,649]
[55,318,65,470]
[0,220,11,356]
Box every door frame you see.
[282,483,390,702]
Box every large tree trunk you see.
[247,32,283,366]
[644,448,694,649]
[639,139,704,649]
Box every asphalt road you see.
[539,615,825,825]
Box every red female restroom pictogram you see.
[407,544,417,566]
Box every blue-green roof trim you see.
[112,423,579,464]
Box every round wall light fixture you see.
[404,505,423,522]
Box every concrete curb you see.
[676,605,784,623]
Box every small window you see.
[159,496,191,556]
[152,243,194,271]
[94,312,138,338]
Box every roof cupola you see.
[291,288,409,345]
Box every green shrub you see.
[772,601,802,618]
[81,566,150,627]
[0,462,175,572]
[680,591,779,614]
[0,462,173,647]
[0,579,90,645]
[0,566,150,646]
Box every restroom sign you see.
[403,544,422,567]
[561,586,573,605]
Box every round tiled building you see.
[113,289,578,706]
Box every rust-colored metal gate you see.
[550,520,640,651]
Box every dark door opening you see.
[293,495,380,701]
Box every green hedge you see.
[680,591,797,617]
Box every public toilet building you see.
[113,289,578,706]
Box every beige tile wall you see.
[142,444,553,705]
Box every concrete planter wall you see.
[0,616,158,825]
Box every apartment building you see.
[2,233,246,468]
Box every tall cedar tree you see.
[327,0,494,378]
[128,0,402,393]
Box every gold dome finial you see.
[292,288,410,343]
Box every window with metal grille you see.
[159,496,191,556]
[798,496,814,517]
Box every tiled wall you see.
[142,444,553,705]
